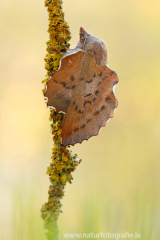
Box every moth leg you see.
[53,47,65,56]
[62,43,71,52]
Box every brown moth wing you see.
[61,52,119,146]
[44,50,84,112]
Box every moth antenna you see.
[82,36,88,50]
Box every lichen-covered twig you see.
[41,1,81,239]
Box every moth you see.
[44,27,119,146]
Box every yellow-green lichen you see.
[41,1,81,239]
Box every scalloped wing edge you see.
[44,48,84,112]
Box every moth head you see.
[78,27,108,64]
[76,27,92,49]
[78,27,101,49]
[79,27,90,43]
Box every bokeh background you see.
[0,0,160,239]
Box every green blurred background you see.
[0,0,160,239]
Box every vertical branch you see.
[41,1,82,240]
